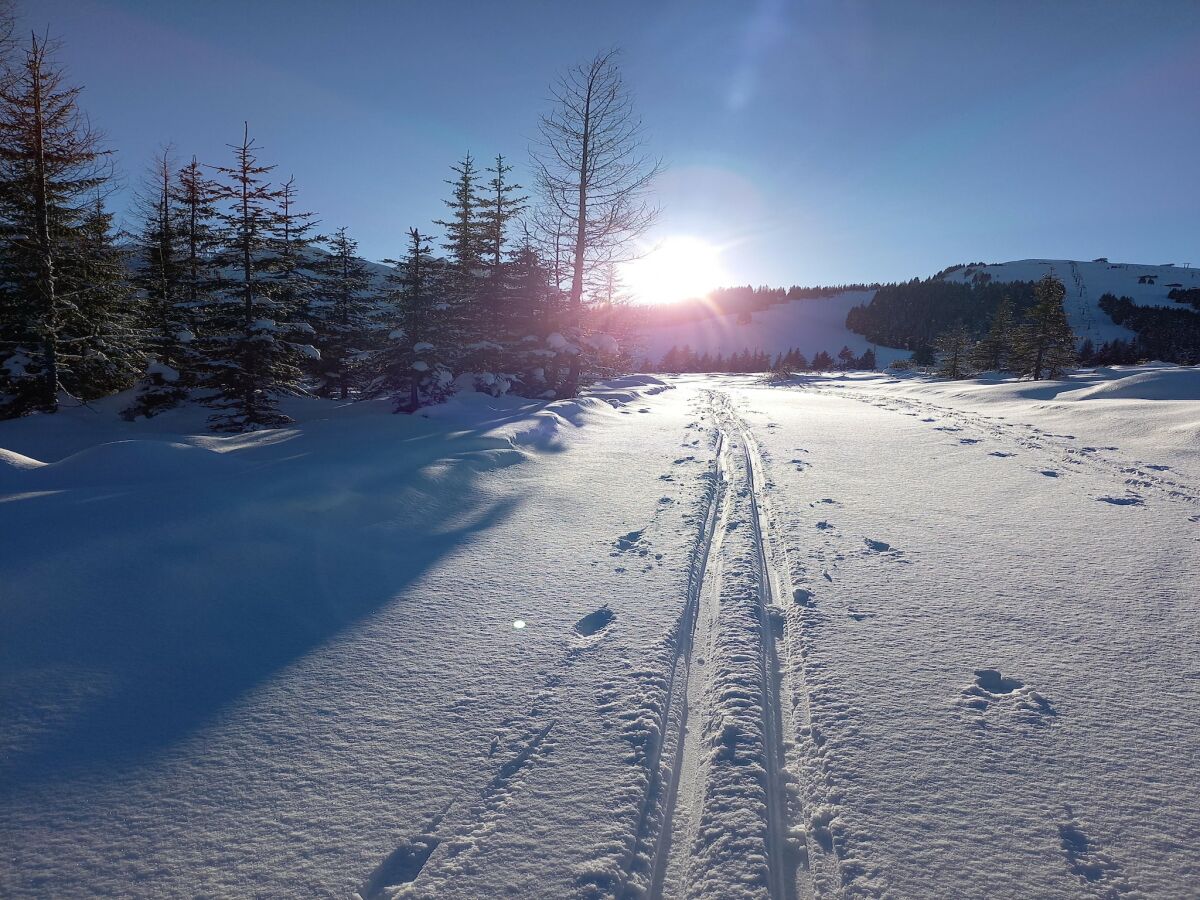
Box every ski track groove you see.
[625,389,818,900]
[613,428,727,898]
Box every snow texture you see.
[2,366,1197,898]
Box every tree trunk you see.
[30,43,58,412]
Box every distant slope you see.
[939,259,1200,344]
[636,290,911,367]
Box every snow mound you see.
[31,440,246,488]
[1057,367,1200,402]
[587,374,673,405]
[0,446,45,471]
[0,447,46,491]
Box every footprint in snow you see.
[989,451,1016,458]
[863,537,901,555]
[1097,495,1144,506]
[959,438,982,445]
[959,668,1056,726]
[1040,470,1060,478]
[816,520,835,531]
[573,606,615,637]
[793,588,815,607]
[1058,809,1134,893]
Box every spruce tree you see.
[60,194,142,400]
[0,34,133,416]
[1014,274,1075,379]
[174,155,220,310]
[378,227,452,412]
[477,154,526,328]
[124,150,196,418]
[934,322,974,379]
[971,296,1016,372]
[433,153,482,351]
[270,175,318,318]
[309,226,373,399]
[200,125,313,431]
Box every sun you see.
[622,236,727,305]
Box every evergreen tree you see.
[62,194,142,400]
[911,345,936,368]
[434,153,483,349]
[174,155,220,310]
[934,322,973,379]
[478,154,526,329]
[1077,338,1095,366]
[308,226,373,399]
[837,345,856,369]
[0,34,135,416]
[971,296,1016,372]
[378,227,452,411]
[200,125,313,431]
[858,347,876,370]
[270,175,318,318]
[812,350,834,371]
[124,150,196,418]
[1014,274,1075,379]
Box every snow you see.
[940,258,1200,344]
[638,290,910,367]
[2,367,1197,898]
[639,259,1200,368]
[146,360,180,382]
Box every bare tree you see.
[532,49,661,394]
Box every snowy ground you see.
[2,367,1198,898]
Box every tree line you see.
[651,344,877,373]
[923,274,1077,379]
[0,27,659,430]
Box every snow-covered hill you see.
[939,259,1200,344]
[636,290,910,368]
[636,259,1199,367]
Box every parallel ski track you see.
[729,400,800,900]
[628,389,807,900]
[617,428,728,898]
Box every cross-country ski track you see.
[2,370,1198,898]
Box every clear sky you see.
[20,0,1200,292]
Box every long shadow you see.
[0,412,530,788]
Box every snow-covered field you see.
[2,366,1198,898]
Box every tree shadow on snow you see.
[0,413,529,787]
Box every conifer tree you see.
[478,154,526,326]
[174,155,220,310]
[270,175,317,316]
[434,153,482,330]
[0,34,134,416]
[1014,274,1075,379]
[971,296,1016,372]
[124,149,196,418]
[309,226,373,399]
[379,227,451,412]
[200,125,313,430]
[935,322,974,378]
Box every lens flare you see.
[622,236,727,305]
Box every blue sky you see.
[22,0,1200,289]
